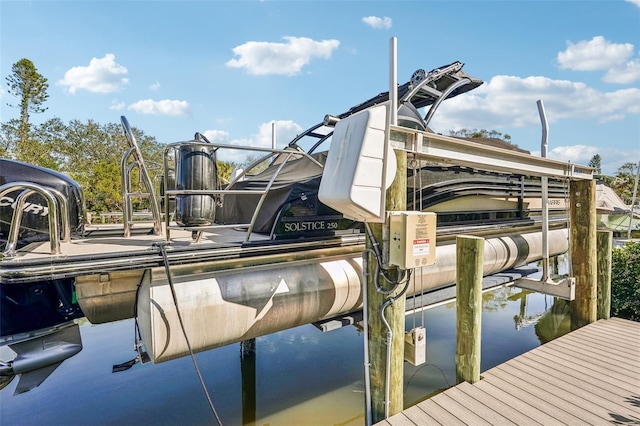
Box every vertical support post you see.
[628,161,639,239]
[240,339,256,425]
[367,149,406,423]
[570,179,597,330]
[455,235,484,384]
[597,230,613,320]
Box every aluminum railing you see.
[162,141,323,243]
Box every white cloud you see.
[209,120,303,164]
[532,145,640,175]
[128,99,190,116]
[362,16,392,30]
[547,144,601,164]
[202,129,230,143]
[603,59,640,84]
[625,0,640,7]
[430,74,640,133]
[109,99,125,111]
[225,36,340,76]
[150,81,160,91]
[557,36,633,71]
[556,36,639,84]
[57,53,129,94]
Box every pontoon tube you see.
[138,228,568,362]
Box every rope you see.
[155,242,223,426]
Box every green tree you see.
[5,58,49,160]
[588,154,602,175]
[449,128,514,145]
[217,160,235,184]
[611,162,638,204]
[55,119,165,213]
[611,241,640,321]
[0,119,20,158]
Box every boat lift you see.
[513,100,575,300]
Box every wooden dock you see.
[378,317,640,425]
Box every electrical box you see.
[404,326,426,366]
[389,211,436,269]
[318,104,396,223]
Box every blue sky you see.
[1,0,639,175]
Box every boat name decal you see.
[282,220,339,232]
[0,195,49,216]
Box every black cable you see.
[155,242,223,426]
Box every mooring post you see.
[367,149,406,422]
[455,235,484,384]
[597,230,613,320]
[570,179,597,329]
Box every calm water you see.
[1,277,571,425]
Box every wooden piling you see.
[367,149,406,423]
[455,235,484,384]
[570,179,597,330]
[596,230,612,320]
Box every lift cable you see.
[156,242,223,426]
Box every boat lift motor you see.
[389,211,437,366]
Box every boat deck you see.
[378,317,640,425]
[0,223,365,283]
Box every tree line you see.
[2,58,639,213]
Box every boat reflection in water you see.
[1,272,571,426]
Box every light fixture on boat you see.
[323,114,340,127]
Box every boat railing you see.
[162,141,323,243]
[120,116,163,238]
[0,181,70,257]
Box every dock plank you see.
[473,379,564,425]
[479,373,588,425]
[505,356,640,414]
[531,343,640,389]
[384,412,419,426]
[414,399,466,425]
[556,328,640,359]
[401,405,441,425]
[429,393,493,425]
[455,381,540,426]
[548,333,640,371]
[518,348,640,395]
[442,386,516,425]
[486,364,620,424]
[375,318,640,426]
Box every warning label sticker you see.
[413,239,430,257]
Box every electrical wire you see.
[363,222,411,293]
[155,242,223,426]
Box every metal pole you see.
[362,251,372,426]
[627,161,639,239]
[389,38,397,126]
[271,121,277,150]
[537,100,550,282]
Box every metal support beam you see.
[514,276,576,300]
[389,126,593,180]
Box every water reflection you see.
[1,285,571,425]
